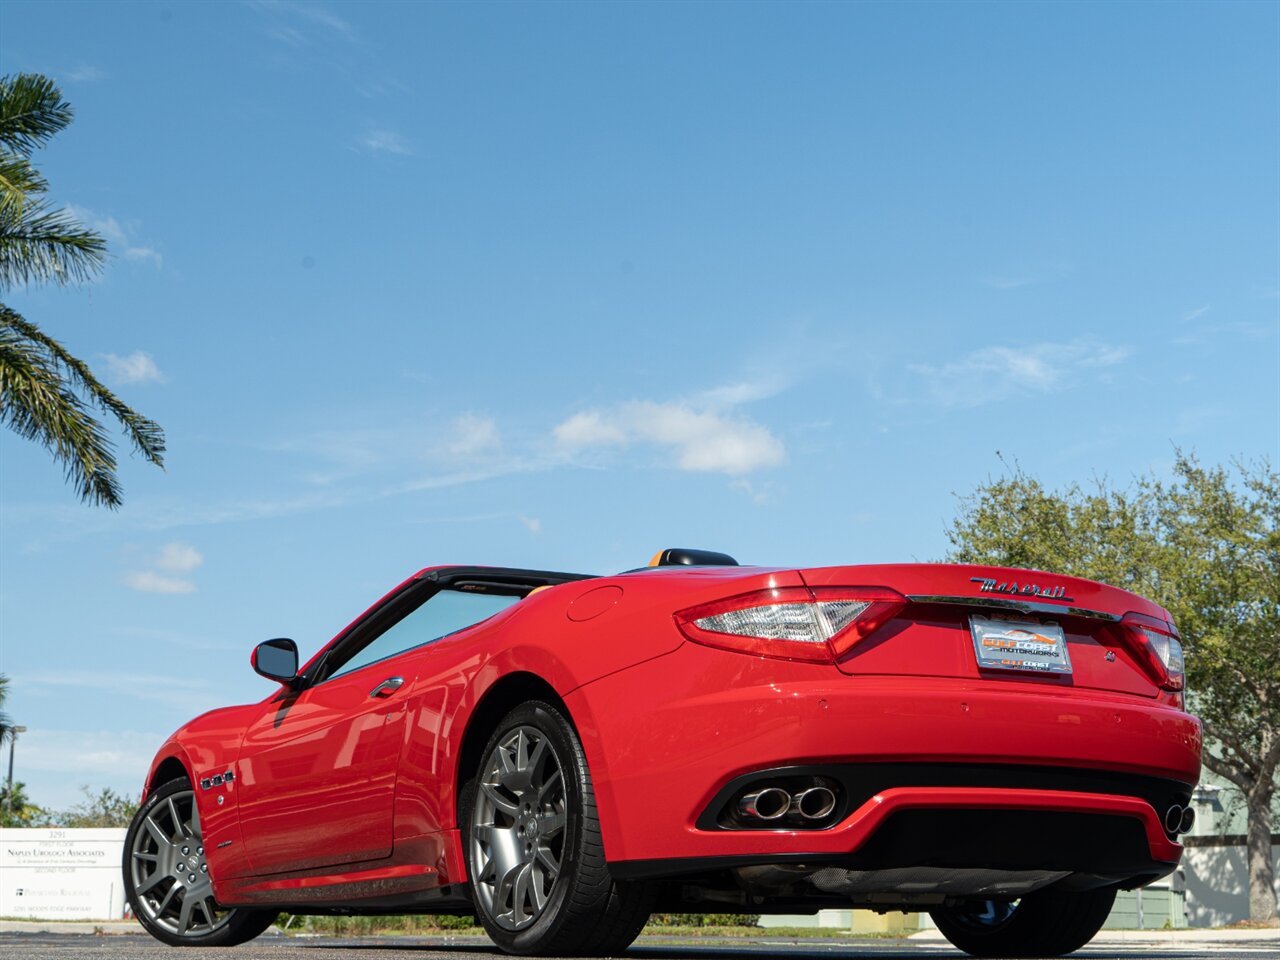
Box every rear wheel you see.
[930,886,1117,958]
[123,777,277,947]
[464,701,656,956]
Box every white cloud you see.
[124,540,202,592]
[519,516,542,535]
[65,205,162,269]
[553,411,628,448]
[363,130,413,155]
[249,0,357,42]
[125,571,196,594]
[0,723,196,811]
[122,245,163,267]
[908,339,1130,407]
[554,400,785,475]
[287,1,354,36]
[732,479,773,505]
[447,413,500,458]
[981,261,1074,290]
[66,65,107,83]
[983,276,1040,291]
[13,726,166,775]
[264,24,307,46]
[155,541,203,573]
[696,378,786,408]
[103,351,165,384]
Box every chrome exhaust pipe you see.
[738,787,791,821]
[1165,804,1184,834]
[792,786,837,820]
[1179,806,1196,834]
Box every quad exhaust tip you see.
[736,783,840,823]
[792,786,837,820]
[1165,803,1196,836]
[738,787,791,821]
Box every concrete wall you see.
[1183,843,1280,928]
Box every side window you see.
[327,588,519,681]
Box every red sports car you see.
[124,549,1200,957]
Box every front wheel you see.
[123,777,277,947]
[930,886,1117,958]
[464,701,656,956]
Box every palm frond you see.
[0,201,105,289]
[0,74,73,156]
[0,153,47,214]
[0,306,164,471]
[0,321,123,507]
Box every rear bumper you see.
[567,642,1200,874]
[610,786,1181,882]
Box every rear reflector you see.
[675,586,907,663]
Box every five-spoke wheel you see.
[123,778,276,947]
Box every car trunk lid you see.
[799,564,1175,698]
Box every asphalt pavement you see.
[0,930,1278,960]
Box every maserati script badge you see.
[970,576,1074,602]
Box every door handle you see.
[369,676,404,699]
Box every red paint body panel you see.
[568,641,1199,865]
[800,564,1176,623]
[234,663,410,876]
[137,561,1201,911]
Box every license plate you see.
[969,615,1072,675]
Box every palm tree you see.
[0,674,12,743]
[0,73,164,508]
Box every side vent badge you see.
[199,770,235,791]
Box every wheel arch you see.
[454,671,575,825]
[144,751,193,800]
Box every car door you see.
[233,581,522,876]
[235,659,408,875]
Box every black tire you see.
[462,700,657,956]
[123,777,277,947]
[930,886,1117,958]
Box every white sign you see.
[0,828,128,920]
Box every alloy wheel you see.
[470,725,567,931]
[127,789,233,938]
[953,899,1019,931]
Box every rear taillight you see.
[1120,612,1185,694]
[675,586,907,663]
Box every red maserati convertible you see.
[124,549,1200,957]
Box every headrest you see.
[647,548,739,567]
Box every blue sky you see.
[1,0,1276,810]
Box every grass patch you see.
[278,915,915,941]
[639,926,910,939]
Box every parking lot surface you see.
[0,931,1278,960]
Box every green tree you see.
[0,780,44,827]
[947,454,1279,922]
[0,73,164,507]
[50,785,140,828]
[0,673,13,741]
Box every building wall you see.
[1106,880,1185,929]
[1183,843,1280,928]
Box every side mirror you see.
[251,638,299,686]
